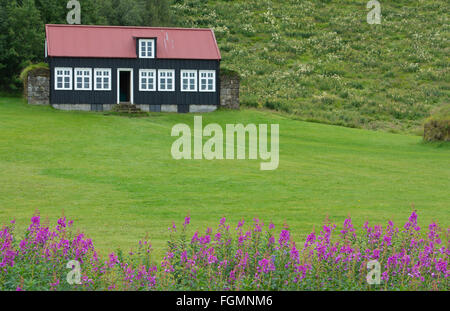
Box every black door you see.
[119,71,131,102]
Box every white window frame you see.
[158,69,175,92]
[181,70,198,92]
[139,39,155,59]
[54,67,72,90]
[199,70,216,92]
[74,68,92,91]
[94,68,112,91]
[139,69,156,92]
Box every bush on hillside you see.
[423,105,450,142]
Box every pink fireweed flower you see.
[236,219,245,230]
[1,212,448,291]
[278,229,291,248]
[200,235,211,245]
[253,218,263,233]
[207,253,218,265]
[220,217,226,226]
[295,264,311,281]
[184,215,190,227]
[191,231,200,244]
[50,279,60,290]
[218,259,228,274]
[290,243,300,263]
[214,232,222,242]
[304,232,316,249]
[169,222,177,232]
[382,234,392,247]
[253,218,264,232]
[404,211,420,233]
[257,258,275,274]
[56,217,67,232]
[341,217,356,239]
[108,252,119,268]
[181,250,188,263]
[229,270,236,282]
[31,216,40,226]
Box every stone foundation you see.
[52,104,91,111]
[161,105,178,112]
[189,105,217,113]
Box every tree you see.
[100,0,144,26]
[34,0,105,25]
[139,0,173,26]
[0,0,175,91]
[0,0,44,91]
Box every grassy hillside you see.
[172,0,449,133]
[0,97,449,259]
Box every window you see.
[54,68,72,90]
[139,69,156,91]
[94,69,111,91]
[158,70,175,91]
[199,70,216,92]
[139,39,155,58]
[181,70,197,92]
[74,68,92,90]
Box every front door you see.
[117,69,133,104]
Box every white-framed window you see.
[54,67,72,90]
[94,69,111,91]
[139,39,155,59]
[181,70,197,92]
[158,69,175,91]
[139,69,156,91]
[74,68,92,90]
[199,70,216,92]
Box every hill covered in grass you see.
[172,0,449,133]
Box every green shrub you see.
[423,105,450,142]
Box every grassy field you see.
[173,0,450,133]
[0,97,449,259]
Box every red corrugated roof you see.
[46,24,221,60]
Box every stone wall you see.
[26,68,50,106]
[220,71,240,110]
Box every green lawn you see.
[0,97,449,259]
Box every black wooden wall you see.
[48,57,220,109]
